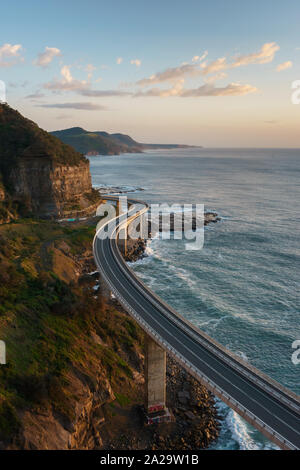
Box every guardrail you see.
[113,203,300,411]
[93,197,300,450]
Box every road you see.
[93,197,300,450]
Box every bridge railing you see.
[97,257,297,451]
[113,211,300,413]
[93,197,299,451]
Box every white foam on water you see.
[145,244,154,257]
[225,408,278,450]
[199,315,229,330]
[127,242,155,267]
[234,350,249,362]
[225,409,259,450]
[211,398,279,450]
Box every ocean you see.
[89,148,300,450]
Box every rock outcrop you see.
[0,104,100,218]
[8,157,93,217]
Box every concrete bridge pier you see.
[144,334,173,424]
[118,229,127,257]
[117,198,128,257]
[98,273,111,301]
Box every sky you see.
[1,0,300,147]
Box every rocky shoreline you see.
[0,209,221,450]
[72,214,221,450]
[101,354,220,450]
[124,209,220,262]
[99,213,221,450]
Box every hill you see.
[0,104,99,220]
[51,127,198,156]
[51,128,142,155]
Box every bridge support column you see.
[117,198,128,257]
[144,335,173,424]
[98,273,111,301]
[118,227,128,257]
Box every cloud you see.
[200,57,228,75]
[201,42,280,75]
[44,65,89,91]
[135,80,257,97]
[43,65,130,97]
[137,63,199,86]
[131,59,141,67]
[116,57,123,64]
[79,89,132,97]
[180,82,258,97]
[85,64,96,73]
[204,72,228,83]
[0,43,23,67]
[192,51,208,63]
[232,42,280,67]
[37,102,106,110]
[135,80,185,97]
[276,61,292,72]
[84,63,97,80]
[25,92,45,100]
[137,42,280,87]
[264,120,278,124]
[35,47,62,67]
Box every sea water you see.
[89,148,300,450]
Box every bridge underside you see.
[144,335,173,424]
[94,197,299,450]
[99,272,294,448]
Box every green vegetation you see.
[115,393,131,407]
[0,218,143,441]
[0,104,86,172]
[51,127,143,156]
[51,127,197,156]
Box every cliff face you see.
[51,127,198,156]
[0,220,145,450]
[0,104,98,218]
[0,182,5,201]
[17,358,117,450]
[0,219,218,451]
[8,158,92,217]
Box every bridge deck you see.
[93,198,300,450]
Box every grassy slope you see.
[0,219,143,441]
[51,129,142,155]
[0,104,86,169]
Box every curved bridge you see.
[93,196,300,450]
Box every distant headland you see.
[51,127,201,156]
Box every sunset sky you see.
[1,0,300,147]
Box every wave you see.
[127,240,155,267]
[211,398,279,450]
[199,315,229,330]
[93,183,145,194]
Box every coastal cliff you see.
[0,105,219,449]
[7,158,93,217]
[51,127,199,157]
[0,104,100,220]
[0,217,219,450]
